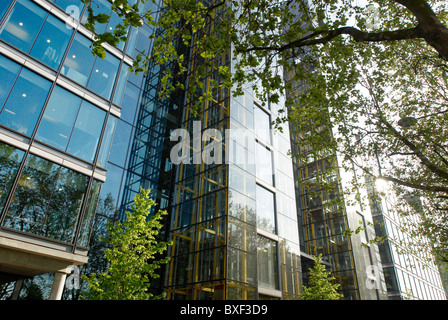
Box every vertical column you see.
[48,272,67,300]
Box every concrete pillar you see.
[48,272,67,300]
[11,279,23,300]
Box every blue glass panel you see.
[96,114,118,167]
[0,0,47,53]
[97,162,124,217]
[119,82,140,123]
[35,86,81,150]
[112,65,130,106]
[0,1,13,20]
[87,53,120,99]
[53,0,84,13]
[61,32,96,86]
[66,101,106,162]
[107,119,132,167]
[0,68,51,136]
[0,142,25,213]
[30,15,73,70]
[0,55,21,107]
[77,179,101,247]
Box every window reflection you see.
[66,100,106,162]
[257,235,279,289]
[35,85,82,150]
[3,154,88,244]
[0,54,21,105]
[0,1,12,20]
[30,15,73,70]
[35,86,106,163]
[96,115,118,167]
[256,185,276,234]
[0,142,25,213]
[61,33,96,86]
[0,67,51,136]
[254,105,271,144]
[87,53,120,100]
[0,0,46,53]
[255,142,273,185]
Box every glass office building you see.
[0,0,445,300]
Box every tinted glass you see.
[257,236,279,289]
[256,185,276,233]
[77,179,101,247]
[66,101,106,162]
[53,0,84,12]
[30,15,73,70]
[0,0,47,53]
[44,166,88,242]
[96,114,117,167]
[35,85,81,150]
[0,68,51,136]
[3,154,59,235]
[0,142,25,213]
[61,33,96,86]
[255,142,273,185]
[87,53,120,100]
[0,55,21,106]
[108,119,132,167]
[0,1,12,20]
[254,105,271,144]
[113,65,130,106]
[119,82,140,123]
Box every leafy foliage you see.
[81,188,171,300]
[301,254,343,300]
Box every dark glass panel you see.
[0,142,25,213]
[86,52,120,100]
[44,166,88,242]
[3,154,60,235]
[77,179,101,247]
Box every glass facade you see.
[0,0,446,301]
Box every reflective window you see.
[35,86,106,163]
[255,142,273,185]
[0,142,25,213]
[35,85,82,150]
[30,15,73,70]
[254,105,271,144]
[77,179,101,247]
[108,119,132,167]
[0,68,51,136]
[0,1,12,20]
[3,154,88,243]
[53,0,84,12]
[113,66,131,107]
[0,0,47,53]
[61,33,96,86]
[66,100,106,162]
[96,114,118,167]
[0,55,21,105]
[119,82,140,123]
[256,185,276,234]
[257,236,279,289]
[87,52,120,100]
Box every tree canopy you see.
[81,0,448,262]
